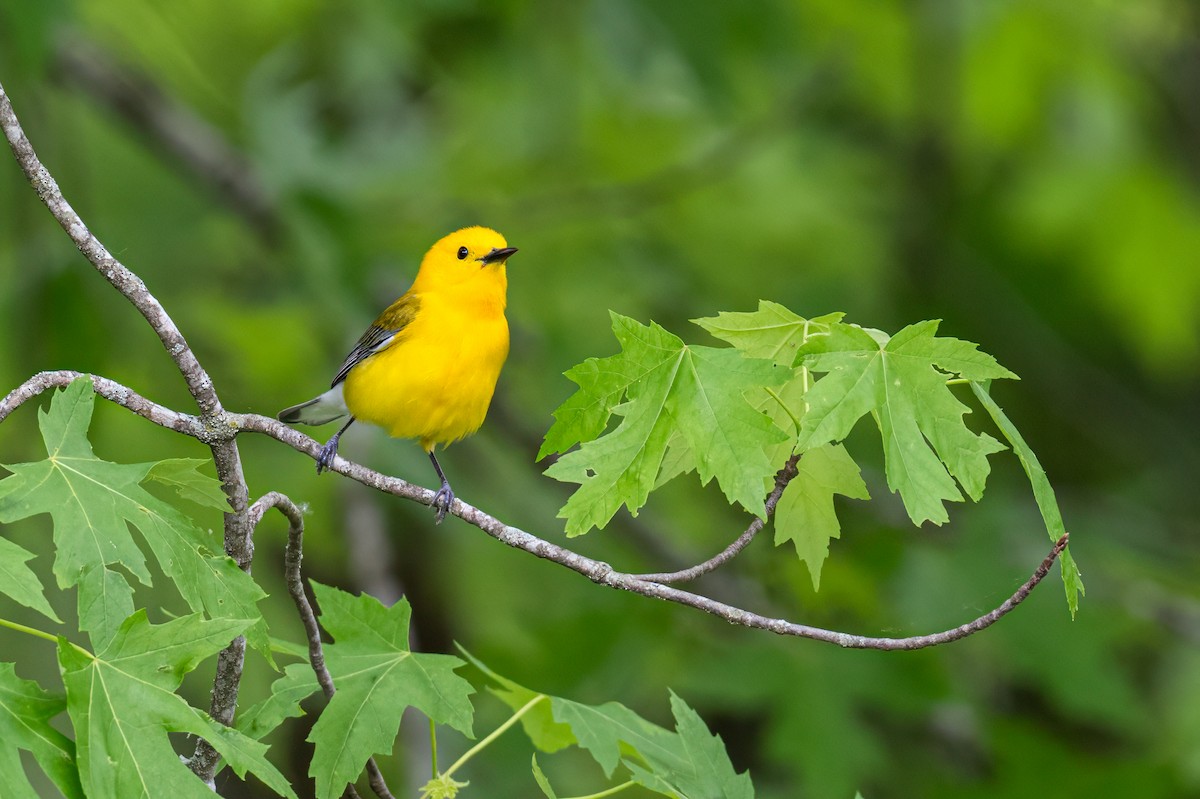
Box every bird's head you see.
[414,226,517,293]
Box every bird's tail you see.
[278,385,348,426]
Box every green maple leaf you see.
[775,444,870,591]
[144,458,232,510]
[695,302,846,471]
[75,565,134,650]
[531,754,559,798]
[537,318,651,461]
[0,537,60,623]
[625,692,755,799]
[307,582,475,799]
[554,693,753,798]
[236,662,320,740]
[0,663,81,799]
[971,382,1084,616]
[542,313,788,535]
[58,612,295,799]
[694,300,845,365]
[467,652,753,798]
[552,699,670,778]
[0,379,267,651]
[794,320,1016,525]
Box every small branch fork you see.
[2,369,1071,651]
[250,493,393,799]
[0,76,1070,799]
[633,454,800,584]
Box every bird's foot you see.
[316,435,340,474]
[432,481,455,525]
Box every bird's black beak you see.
[479,246,518,264]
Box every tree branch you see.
[0,370,203,435]
[0,83,221,416]
[0,368,1071,652]
[0,79,256,782]
[633,454,800,583]
[235,412,1070,651]
[255,492,394,799]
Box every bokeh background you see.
[2,2,1199,797]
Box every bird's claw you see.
[432,482,455,525]
[316,437,339,474]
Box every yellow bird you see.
[278,226,517,523]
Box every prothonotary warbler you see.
[278,226,517,523]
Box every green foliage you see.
[57,612,294,798]
[790,318,1014,525]
[0,662,80,798]
[531,755,557,798]
[236,663,319,741]
[542,312,788,535]
[0,329,1079,798]
[0,380,268,651]
[0,536,60,623]
[466,652,753,798]
[144,458,233,510]
[0,380,763,797]
[544,303,1079,606]
[970,382,1085,615]
[557,693,753,799]
[693,301,842,366]
[421,772,469,799]
[774,443,869,591]
[305,582,475,799]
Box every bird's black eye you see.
[456,246,469,260]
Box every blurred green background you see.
[2,1,1199,797]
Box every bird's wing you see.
[330,293,421,387]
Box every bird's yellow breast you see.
[342,289,509,451]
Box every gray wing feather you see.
[331,325,398,387]
[329,294,420,387]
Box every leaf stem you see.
[442,694,546,779]
[800,319,812,416]
[764,387,802,435]
[565,781,636,799]
[430,717,439,778]
[633,453,801,584]
[0,616,58,644]
[0,617,93,659]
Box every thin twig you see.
[0,370,202,434]
[237,412,1070,650]
[255,494,362,799]
[0,79,255,782]
[634,454,800,583]
[255,492,394,799]
[0,83,219,416]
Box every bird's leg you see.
[316,417,356,474]
[428,450,455,524]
